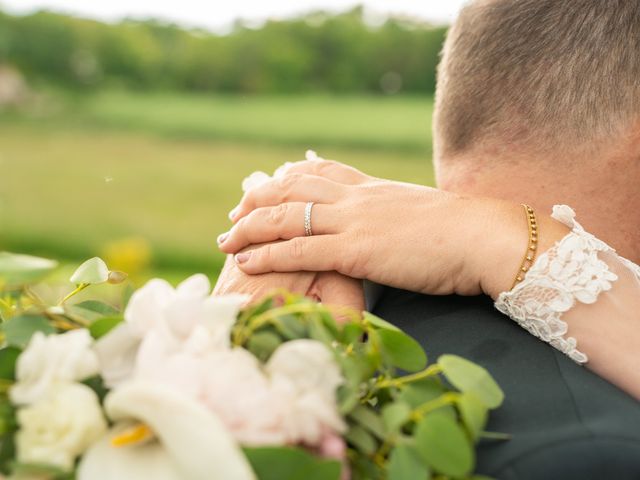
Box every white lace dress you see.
[495,205,640,365]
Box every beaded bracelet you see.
[511,204,538,290]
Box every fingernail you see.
[228,207,239,221]
[217,232,229,245]
[235,252,251,264]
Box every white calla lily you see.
[78,381,256,480]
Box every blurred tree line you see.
[0,6,446,95]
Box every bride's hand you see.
[214,248,365,313]
[218,159,568,298]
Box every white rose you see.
[11,330,99,405]
[16,383,107,471]
[266,340,346,445]
[201,348,287,446]
[95,274,247,387]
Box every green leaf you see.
[337,385,360,415]
[244,446,341,480]
[414,412,474,477]
[0,347,21,380]
[337,351,376,387]
[387,444,430,480]
[308,317,336,345]
[350,405,386,439]
[341,322,364,344]
[74,300,119,316]
[457,392,488,441]
[375,329,427,372]
[364,312,401,331]
[399,379,444,409]
[247,331,282,362]
[1,315,55,348]
[89,316,123,339]
[0,401,17,436]
[346,425,377,455]
[382,402,411,434]
[0,252,58,287]
[276,314,307,339]
[438,355,504,409]
[69,257,109,285]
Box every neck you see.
[437,148,640,263]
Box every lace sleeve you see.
[495,205,640,366]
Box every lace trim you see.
[495,205,619,364]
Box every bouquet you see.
[0,252,505,480]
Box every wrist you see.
[473,201,571,300]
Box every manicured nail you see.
[217,232,229,245]
[235,252,251,264]
[228,207,239,221]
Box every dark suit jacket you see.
[371,287,640,480]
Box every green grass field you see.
[0,91,435,282]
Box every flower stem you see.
[58,283,89,305]
[375,364,442,390]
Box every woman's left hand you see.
[218,159,542,299]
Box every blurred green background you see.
[0,6,444,282]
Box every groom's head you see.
[433,0,640,174]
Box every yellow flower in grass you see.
[100,237,152,277]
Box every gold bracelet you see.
[511,204,538,290]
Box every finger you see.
[277,159,370,185]
[219,202,337,253]
[230,174,345,223]
[233,236,344,274]
[308,273,365,315]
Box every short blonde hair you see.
[434,0,640,157]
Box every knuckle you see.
[267,203,288,225]
[277,173,301,192]
[338,235,372,278]
[257,244,272,265]
[289,237,305,260]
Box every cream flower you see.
[11,330,99,405]
[267,340,345,445]
[200,348,287,446]
[16,383,107,471]
[78,381,255,480]
[94,274,247,387]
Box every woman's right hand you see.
[218,159,566,299]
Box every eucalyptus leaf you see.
[376,329,427,372]
[308,317,335,345]
[382,402,411,434]
[276,314,307,339]
[414,411,475,477]
[364,312,401,331]
[387,444,430,480]
[247,331,282,362]
[346,425,378,455]
[341,322,365,344]
[438,355,504,409]
[69,257,109,285]
[1,315,55,348]
[399,379,444,409]
[351,405,386,439]
[244,446,341,480]
[74,300,119,316]
[89,316,124,339]
[337,385,360,415]
[0,252,58,287]
[457,392,489,441]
